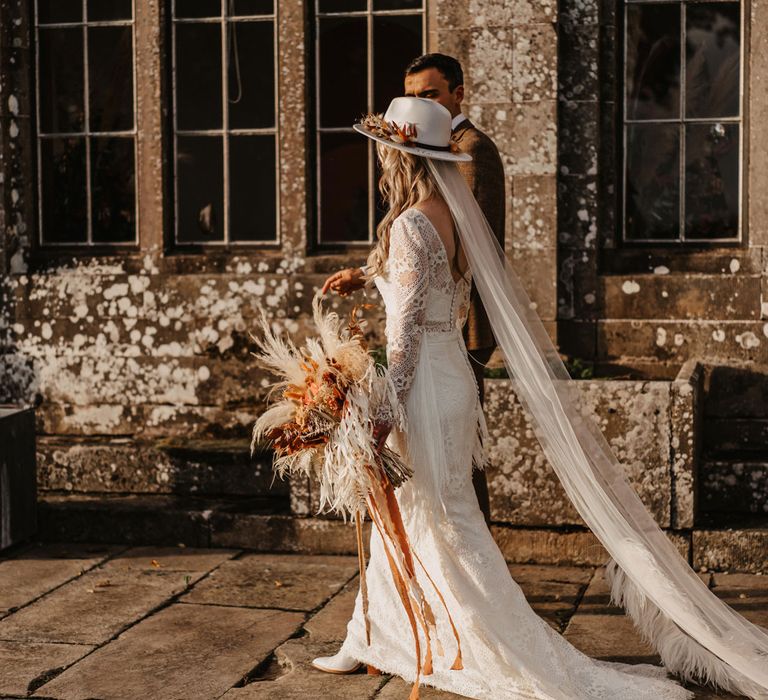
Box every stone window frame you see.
[620,0,745,246]
[33,0,139,248]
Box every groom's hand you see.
[321,267,365,296]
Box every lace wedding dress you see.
[337,208,693,700]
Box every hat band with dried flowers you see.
[359,113,462,154]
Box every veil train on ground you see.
[427,159,768,700]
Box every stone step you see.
[702,418,768,455]
[700,459,768,522]
[38,493,292,549]
[705,365,768,419]
[37,437,285,499]
[600,273,761,321]
[596,319,768,366]
[32,494,768,572]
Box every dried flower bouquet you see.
[250,292,462,699]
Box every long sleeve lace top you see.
[374,209,471,424]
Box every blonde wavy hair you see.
[364,143,438,280]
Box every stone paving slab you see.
[220,638,385,699]
[711,572,768,627]
[0,640,94,696]
[563,568,658,663]
[0,546,765,700]
[0,543,122,617]
[0,546,238,644]
[303,577,360,643]
[180,553,358,611]
[377,676,464,699]
[34,603,304,700]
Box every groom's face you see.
[404,68,464,118]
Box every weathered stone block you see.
[511,174,557,251]
[558,24,599,102]
[0,407,37,550]
[558,100,598,176]
[468,26,514,103]
[484,365,699,528]
[558,248,599,320]
[598,320,768,366]
[693,529,768,573]
[701,460,768,520]
[512,24,558,102]
[560,0,599,25]
[509,247,558,320]
[468,101,557,176]
[37,438,284,499]
[558,175,598,250]
[601,274,761,322]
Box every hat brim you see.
[352,123,472,162]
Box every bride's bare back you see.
[413,196,468,283]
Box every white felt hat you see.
[353,96,471,162]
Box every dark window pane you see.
[40,137,87,243]
[318,17,366,128]
[686,3,740,119]
[373,14,422,113]
[87,0,132,21]
[228,21,274,129]
[625,123,680,240]
[229,135,276,241]
[176,136,224,242]
[175,22,222,130]
[231,0,273,15]
[318,0,366,11]
[39,27,84,133]
[91,137,136,242]
[373,0,422,9]
[685,123,739,239]
[320,133,369,242]
[88,26,134,132]
[38,0,82,24]
[626,3,681,120]
[174,0,221,19]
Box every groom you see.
[322,53,506,526]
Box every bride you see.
[311,96,768,700]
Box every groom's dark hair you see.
[405,53,464,92]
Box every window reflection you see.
[35,1,137,245]
[625,124,680,241]
[623,1,741,242]
[685,123,739,239]
[316,2,424,244]
[172,4,278,244]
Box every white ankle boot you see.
[311,649,362,674]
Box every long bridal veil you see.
[426,159,768,699]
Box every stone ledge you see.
[37,437,282,498]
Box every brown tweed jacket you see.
[452,118,506,353]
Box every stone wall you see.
[557,0,768,375]
[1,0,559,443]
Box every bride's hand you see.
[321,267,365,296]
[372,421,392,453]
